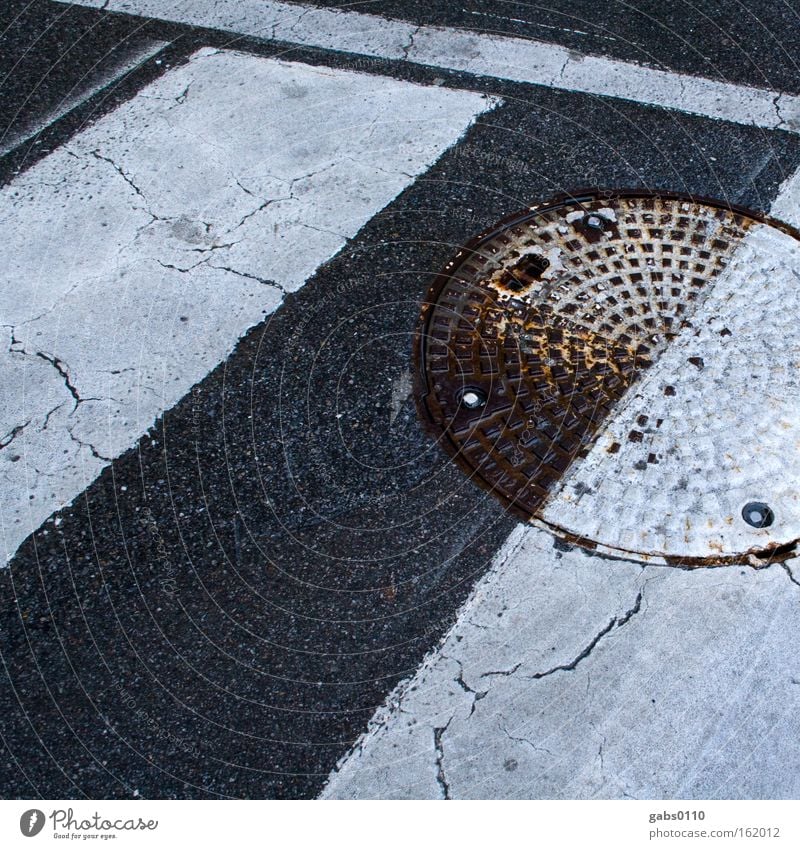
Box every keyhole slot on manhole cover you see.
[501,254,550,291]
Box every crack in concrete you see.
[283,3,314,38]
[155,257,213,274]
[0,420,31,450]
[401,25,422,61]
[91,150,148,202]
[480,662,522,680]
[433,717,452,800]
[230,195,292,232]
[174,81,192,105]
[208,264,287,294]
[773,93,787,130]
[501,720,554,757]
[297,221,349,240]
[227,164,343,237]
[6,325,24,353]
[526,589,643,680]
[597,731,607,775]
[42,403,65,431]
[3,278,87,329]
[479,588,644,685]
[780,562,800,590]
[557,52,570,83]
[446,657,488,717]
[67,427,113,462]
[34,352,82,409]
[287,161,340,193]
[186,239,241,255]
[234,177,256,197]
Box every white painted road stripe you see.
[58,0,800,133]
[0,39,169,156]
[322,170,800,799]
[323,528,800,799]
[0,46,494,565]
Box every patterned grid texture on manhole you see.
[417,193,754,520]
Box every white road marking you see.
[538,221,800,562]
[58,0,800,132]
[0,47,494,564]
[769,167,800,227]
[323,529,800,799]
[0,39,169,156]
[389,369,412,428]
[322,169,800,798]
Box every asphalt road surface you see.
[2,0,800,800]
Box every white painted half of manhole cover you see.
[536,220,800,565]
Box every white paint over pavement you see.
[0,47,493,564]
[59,0,800,132]
[323,528,800,799]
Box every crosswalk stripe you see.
[0,46,495,565]
[57,0,800,133]
[321,167,800,799]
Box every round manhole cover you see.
[414,190,800,567]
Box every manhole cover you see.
[414,190,800,567]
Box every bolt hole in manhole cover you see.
[414,190,800,567]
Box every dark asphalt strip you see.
[0,1,167,154]
[1,82,798,798]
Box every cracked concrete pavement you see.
[324,526,800,799]
[0,45,493,564]
[4,0,800,803]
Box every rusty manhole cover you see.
[415,190,800,567]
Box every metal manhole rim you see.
[529,515,800,569]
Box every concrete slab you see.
[323,527,800,799]
[0,46,493,564]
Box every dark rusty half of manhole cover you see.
[414,189,800,566]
